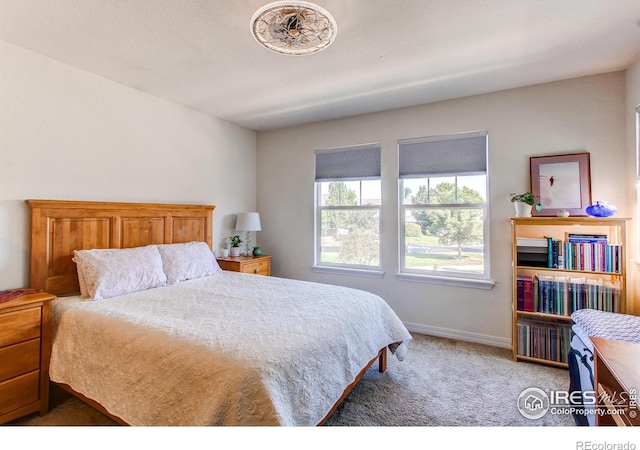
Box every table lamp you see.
[235,212,261,256]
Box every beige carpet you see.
[10,333,574,426]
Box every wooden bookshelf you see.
[511,217,629,367]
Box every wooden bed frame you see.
[26,199,386,426]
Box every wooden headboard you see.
[26,200,215,295]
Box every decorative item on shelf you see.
[508,192,541,218]
[235,212,262,256]
[586,201,617,218]
[250,1,337,56]
[228,235,242,257]
[252,246,263,257]
[530,152,591,217]
[557,210,570,217]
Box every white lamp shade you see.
[235,212,261,231]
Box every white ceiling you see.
[1,0,640,131]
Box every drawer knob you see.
[254,269,259,273]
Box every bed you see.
[27,199,412,426]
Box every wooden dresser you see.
[217,255,271,276]
[0,291,55,424]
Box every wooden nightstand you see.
[217,255,271,276]
[0,291,55,424]
[592,337,640,426]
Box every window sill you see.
[395,272,495,290]
[311,265,385,279]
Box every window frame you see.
[636,105,640,183]
[636,105,640,259]
[313,144,383,276]
[397,131,493,288]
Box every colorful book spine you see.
[529,275,621,315]
[517,319,572,363]
[523,276,534,312]
[523,234,620,273]
[517,275,524,311]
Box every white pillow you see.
[156,241,222,284]
[73,245,167,300]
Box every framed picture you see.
[530,152,591,216]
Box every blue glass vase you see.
[252,247,262,256]
[585,201,617,218]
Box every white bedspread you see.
[49,272,412,426]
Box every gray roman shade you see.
[399,131,487,178]
[315,143,381,181]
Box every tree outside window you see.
[398,131,488,280]
[318,180,380,268]
[402,176,486,275]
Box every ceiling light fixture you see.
[250,1,337,56]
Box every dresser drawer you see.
[0,339,40,383]
[241,259,270,275]
[0,308,41,347]
[0,370,40,416]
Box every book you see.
[517,245,547,254]
[517,276,525,311]
[566,233,608,244]
[516,237,562,267]
[516,237,548,247]
[517,252,548,267]
[557,242,564,269]
[523,276,534,312]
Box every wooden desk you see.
[592,337,640,426]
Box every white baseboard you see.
[404,322,511,349]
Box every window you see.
[636,105,640,183]
[398,131,490,286]
[314,144,382,273]
[636,105,640,256]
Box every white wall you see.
[256,72,628,347]
[0,41,257,290]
